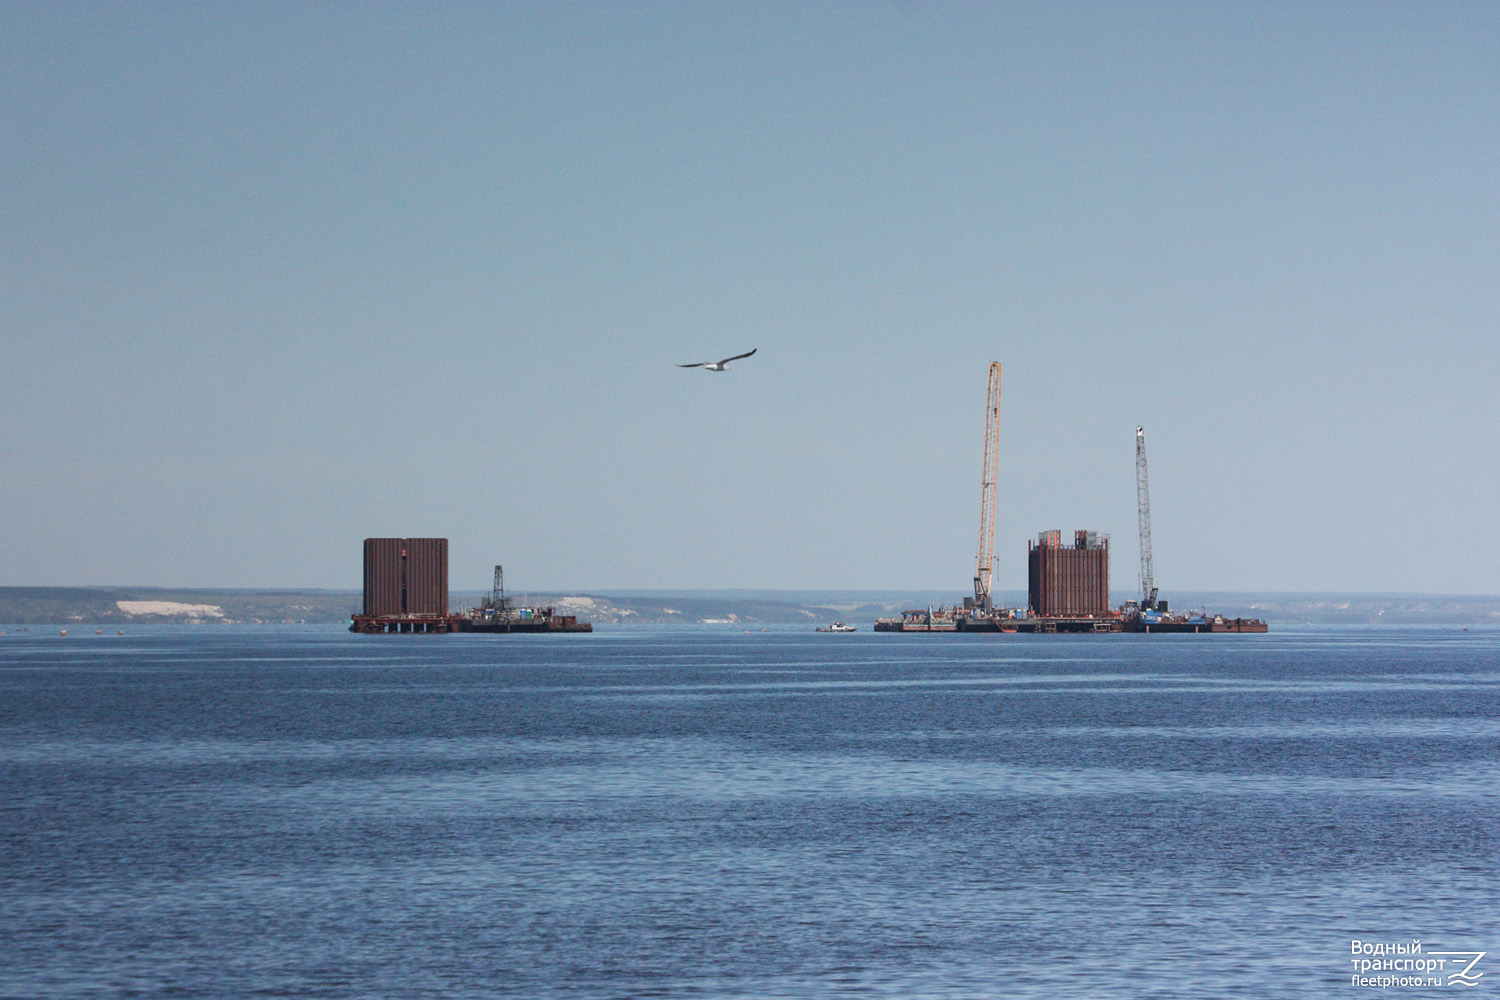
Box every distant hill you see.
[0,587,359,625]
[1,587,1497,626]
[1156,592,1500,626]
[0,587,962,627]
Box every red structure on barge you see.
[1029,530,1110,618]
[350,537,454,632]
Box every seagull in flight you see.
[678,348,757,372]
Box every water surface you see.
[2,624,1497,997]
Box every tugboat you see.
[816,622,856,633]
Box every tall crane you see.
[1135,426,1158,610]
[974,362,1002,611]
[480,565,510,618]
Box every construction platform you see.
[352,545,592,634]
[350,614,457,634]
[453,607,592,633]
[1123,615,1267,634]
[873,609,1114,633]
[873,608,1266,634]
[349,610,592,634]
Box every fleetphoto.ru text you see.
[1351,940,1486,989]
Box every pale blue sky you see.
[2,2,1497,595]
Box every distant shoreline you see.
[1,586,1497,627]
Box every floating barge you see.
[349,608,592,634]
[874,609,962,632]
[350,613,456,634]
[1123,612,1267,634]
[873,607,1266,634]
[874,524,1267,635]
[873,608,1116,633]
[454,565,592,633]
[453,605,592,633]
[350,543,591,634]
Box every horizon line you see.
[3,585,1500,601]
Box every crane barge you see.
[1117,427,1265,632]
[875,367,1265,634]
[453,566,592,633]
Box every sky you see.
[2,2,1497,596]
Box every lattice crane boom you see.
[1135,426,1158,609]
[974,363,1002,610]
[483,565,509,614]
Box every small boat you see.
[816,622,856,633]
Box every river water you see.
[2,624,1497,997]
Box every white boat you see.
[816,622,856,633]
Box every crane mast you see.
[1135,426,1158,610]
[974,362,1002,611]
[480,565,510,617]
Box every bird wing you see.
[717,348,757,364]
[677,362,706,368]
